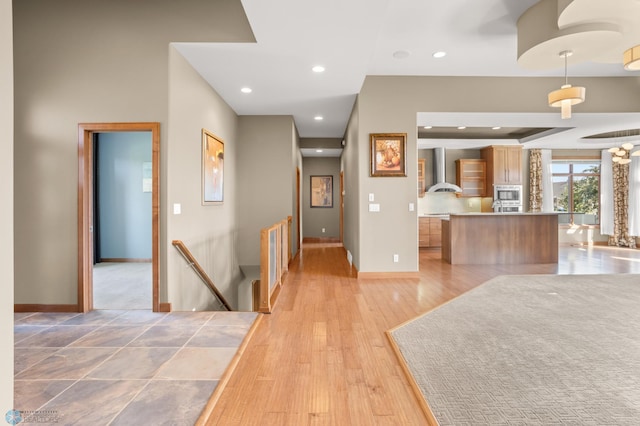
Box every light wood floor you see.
[202,244,640,425]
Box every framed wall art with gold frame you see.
[370,133,407,177]
[202,129,224,204]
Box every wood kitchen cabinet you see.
[418,158,426,197]
[455,159,486,197]
[419,217,430,247]
[419,217,442,248]
[481,146,523,192]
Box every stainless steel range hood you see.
[427,147,462,193]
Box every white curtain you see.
[629,146,640,236]
[540,149,554,212]
[600,149,614,235]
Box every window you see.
[552,160,600,225]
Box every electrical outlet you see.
[322,228,325,233]
[393,254,399,263]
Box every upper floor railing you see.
[256,217,290,313]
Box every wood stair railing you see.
[172,240,233,311]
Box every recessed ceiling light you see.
[393,50,411,59]
[457,126,466,130]
[433,51,447,58]
[240,87,252,93]
[423,126,432,129]
[312,65,325,73]
[314,116,323,121]
[492,126,502,130]
[316,149,324,153]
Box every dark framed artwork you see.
[370,133,407,177]
[310,175,333,208]
[202,129,224,204]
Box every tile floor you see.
[14,310,259,425]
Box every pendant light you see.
[607,131,637,165]
[548,50,585,119]
[623,45,640,71]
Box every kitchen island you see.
[441,213,558,265]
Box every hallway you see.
[203,243,640,424]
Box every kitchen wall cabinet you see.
[455,159,486,197]
[418,158,426,197]
[419,217,442,248]
[481,146,523,192]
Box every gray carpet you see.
[93,262,152,310]
[389,274,640,425]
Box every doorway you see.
[78,122,160,312]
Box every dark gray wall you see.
[97,132,152,260]
[303,157,341,238]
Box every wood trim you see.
[340,171,344,243]
[385,330,437,425]
[552,155,600,160]
[258,227,272,313]
[296,168,301,258]
[100,258,152,263]
[287,215,292,263]
[77,124,92,313]
[195,314,264,425]
[78,122,160,312]
[15,304,79,313]
[158,302,171,313]
[252,280,260,311]
[356,271,419,279]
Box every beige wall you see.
[292,128,302,257]
[236,116,296,266]
[12,0,253,306]
[342,99,361,268]
[353,76,640,273]
[1,0,14,410]
[166,47,242,310]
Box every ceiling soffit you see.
[517,0,640,69]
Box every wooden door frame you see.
[296,167,301,255]
[340,171,344,243]
[78,122,160,312]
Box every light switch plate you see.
[369,203,380,212]
[173,203,181,215]
[409,203,415,211]
[368,193,375,202]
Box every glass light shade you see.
[612,156,621,162]
[619,158,632,165]
[622,142,634,150]
[608,147,619,153]
[616,150,626,156]
[633,150,640,157]
[624,45,640,71]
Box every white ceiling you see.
[174,0,640,151]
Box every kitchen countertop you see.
[449,212,559,216]
[424,212,561,220]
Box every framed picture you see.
[310,175,333,208]
[202,129,224,204]
[370,133,407,177]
